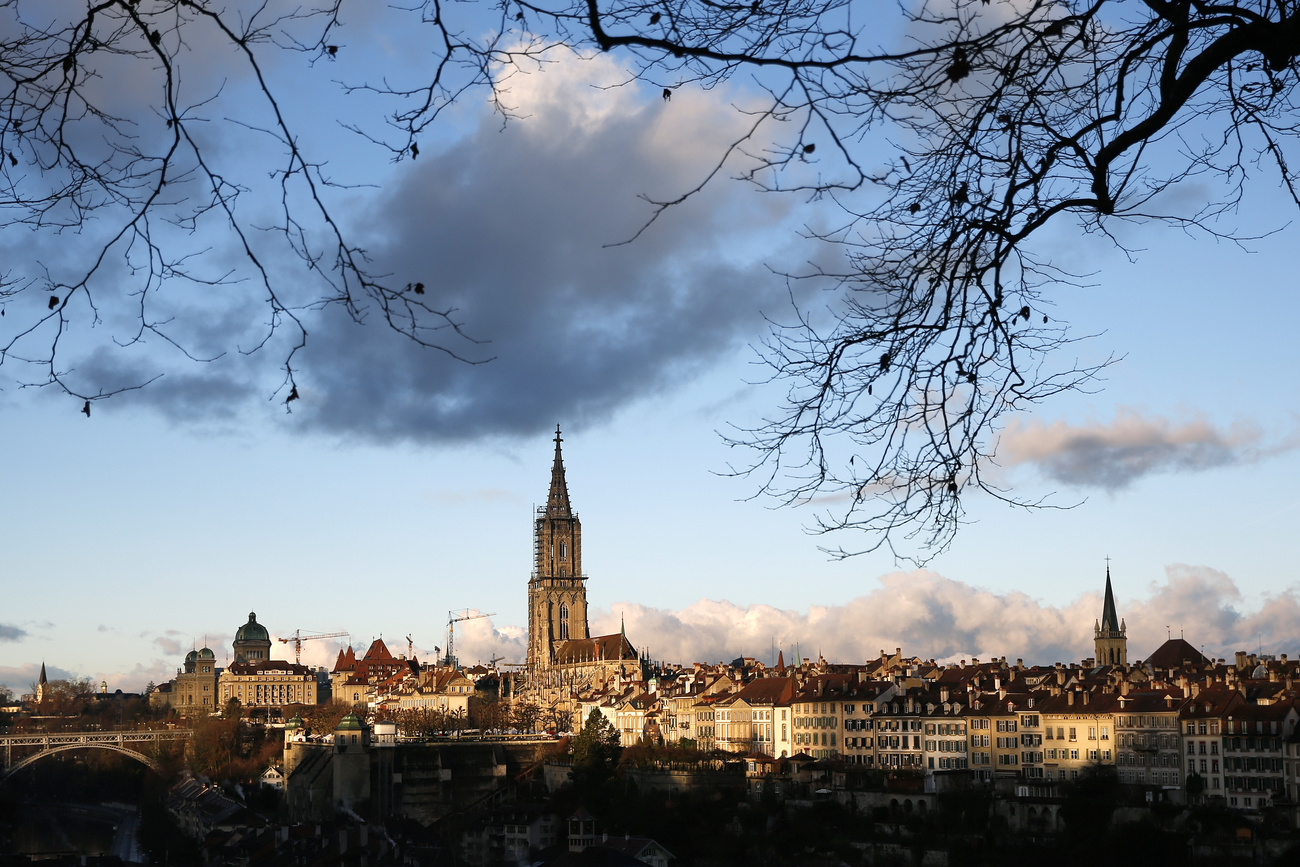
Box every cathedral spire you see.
[545,425,573,518]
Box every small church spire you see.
[1094,561,1127,666]
[545,424,573,518]
[1101,563,1120,632]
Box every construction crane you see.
[445,609,494,668]
[278,629,350,665]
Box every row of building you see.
[152,612,484,719]
[149,430,1299,819]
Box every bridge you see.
[0,730,192,783]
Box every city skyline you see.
[4,41,1300,697]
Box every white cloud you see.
[592,567,1300,668]
[401,566,1300,672]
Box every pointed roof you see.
[38,662,48,685]
[545,425,573,518]
[1145,637,1208,670]
[1101,565,1120,632]
[333,647,355,673]
[776,650,786,673]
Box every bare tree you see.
[0,0,492,407]
[6,0,1296,556]
[475,0,1300,559]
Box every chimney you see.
[1068,691,1075,706]
[1082,691,1089,706]
[941,686,950,703]
[1016,659,1024,670]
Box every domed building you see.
[233,611,273,663]
[171,645,218,713]
[220,611,321,711]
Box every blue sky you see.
[2,5,1299,695]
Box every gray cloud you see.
[0,624,27,641]
[284,54,802,444]
[153,635,184,656]
[88,53,804,442]
[0,663,72,694]
[996,409,1293,490]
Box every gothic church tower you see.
[1094,565,1128,666]
[527,427,590,675]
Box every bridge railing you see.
[0,730,191,770]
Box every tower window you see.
[560,541,567,559]
[560,603,570,640]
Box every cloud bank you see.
[461,567,1300,669]
[7,566,1288,695]
[997,409,1294,490]
[0,623,26,641]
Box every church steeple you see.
[1101,566,1120,632]
[1094,562,1128,667]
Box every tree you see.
[512,700,543,734]
[0,1,485,409]
[570,707,622,788]
[483,0,1300,558]
[527,0,1300,559]
[7,0,1296,556]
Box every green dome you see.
[286,715,304,729]
[198,647,215,659]
[185,650,199,663]
[335,712,363,731]
[235,612,270,643]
